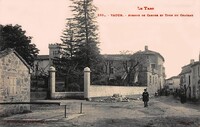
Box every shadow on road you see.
[154,96,200,112]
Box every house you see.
[49,43,68,65]
[34,45,165,94]
[33,43,67,77]
[103,54,131,83]
[0,49,32,116]
[132,46,166,94]
[191,58,200,100]
[33,55,49,76]
[179,60,193,99]
[179,54,200,100]
[32,43,67,92]
[165,76,180,94]
[103,46,166,94]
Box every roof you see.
[0,48,32,73]
[179,61,200,75]
[179,64,191,75]
[133,49,165,62]
[103,54,131,61]
[191,61,200,67]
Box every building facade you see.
[165,76,180,94]
[132,46,165,93]
[48,43,68,65]
[191,61,200,99]
[103,46,166,94]
[33,55,49,76]
[179,61,192,99]
[103,54,131,83]
[33,43,67,76]
[0,49,32,116]
[180,54,200,100]
[34,45,165,94]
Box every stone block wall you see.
[0,52,31,116]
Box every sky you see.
[0,0,200,78]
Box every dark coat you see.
[142,91,149,102]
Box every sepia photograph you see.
[0,0,200,126]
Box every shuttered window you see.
[8,77,17,96]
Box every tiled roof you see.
[179,64,191,75]
[191,61,200,67]
[180,61,200,75]
[133,49,165,61]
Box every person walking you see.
[142,89,149,107]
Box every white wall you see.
[52,92,84,99]
[88,85,146,98]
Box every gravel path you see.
[0,96,200,127]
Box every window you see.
[153,76,154,85]
[149,75,151,84]
[189,75,191,85]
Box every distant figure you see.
[180,89,186,104]
[142,89,149,107]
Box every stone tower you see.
[48,43,68,65]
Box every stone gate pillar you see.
[49,66,56,99]
[84,67,91,99]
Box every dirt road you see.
[1,96,200,127]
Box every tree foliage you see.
[99,51,146,86]
[0,24,39,67]
[68,0,102,70]
[122,52,147,86]
[53,0,102,91]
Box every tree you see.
[69,0,102,70]
[0,24,39,67]
[120,51,146,86]
[61,18,77,59]
[53,0,103,90]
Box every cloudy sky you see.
[0,0,200,78]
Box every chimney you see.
[145,45,148,51]
[190,59,195,64]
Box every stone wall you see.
[31,92,47,100]
[0,52,31,116]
